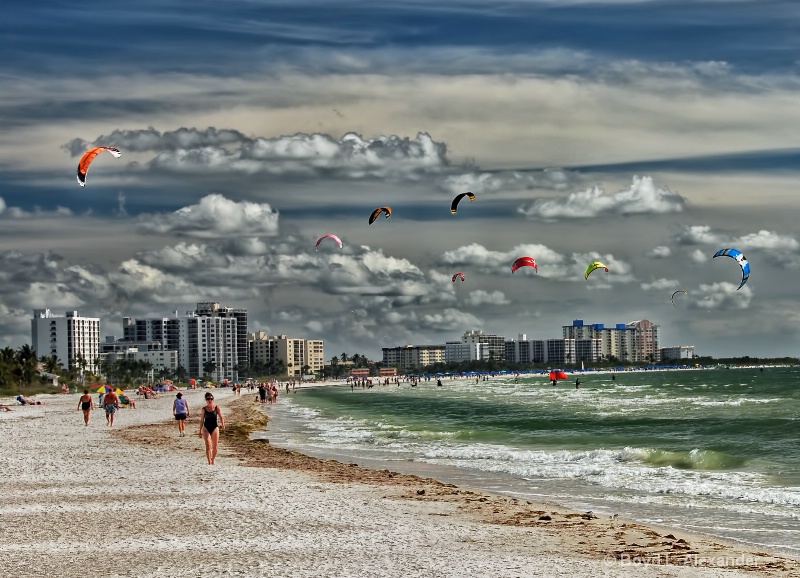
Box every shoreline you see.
[220,397,799,574]
[1,389,797,577]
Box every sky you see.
[2,0,799,361]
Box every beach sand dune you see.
[0,390,797,577]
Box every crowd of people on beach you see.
[8,383,232,466]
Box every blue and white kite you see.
[712,248,750,290]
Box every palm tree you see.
[16,345,39,386]
[73,352,89,384]
[202,360,218,381]
[341,352,348,364]
[40,354,63,374]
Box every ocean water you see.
[259,367,800,556]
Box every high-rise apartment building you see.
[195,302,248,372]
[627,319,659,363]
[563,319,658,363]
[122,312,238,382]
[31,309,100,372]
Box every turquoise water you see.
[263,367,800,555]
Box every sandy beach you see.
[1,388,797,578]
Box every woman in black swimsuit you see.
[77,389,94,426]
[199,392,224,465]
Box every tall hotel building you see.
[195,302,248,374]
[123,302,243,382]
[31,309,100,373]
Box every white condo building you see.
[31,309,100,373]
[661,345,695,361]
[123,312,238,382]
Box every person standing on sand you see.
[77,389,94,426]
[199,392,224,465]
[103,390,120,427]
[173,392,190,437]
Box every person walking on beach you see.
[103,389,120,427]
[173,392,190,437]
[199,392,224,465]
[77,389,94,426]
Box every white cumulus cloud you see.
[640,278,681,291]
[646,246,672,258]
[517,176,684,220]
[138,194,279,238]
[465,290,510,306]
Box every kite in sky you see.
[368,206,392,225]
[584,261,609,280]
[450,192,476,214]
[712,248,750,290]
[76,146,121,186]
[671,290,688,307]
[511,257,538,274]
[315,234,343,250]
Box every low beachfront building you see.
[99,337,179,380]
[31,309,100,373]
[660,345,695,361]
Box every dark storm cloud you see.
[7,1,799,78]
[140,131,450,181]
[64,127,254,157]
[571,148,800,175]
[0,98,194,131]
